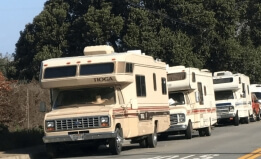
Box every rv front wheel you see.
[147,124,157,148]
[244,115,250,124]
[234,113,239,126]
[185,121,192,139]
[109,128,123,155]
[205,126,211,136]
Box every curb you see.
[0,154,30,159]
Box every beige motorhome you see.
[159,66,217,139]
[213,71,253,125]
[39,45,170,157]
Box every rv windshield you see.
[168,92,185,106]
[54,87,115,109]
[215,90,234,101]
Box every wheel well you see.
[115,123,121,129]
[154,120,158,131]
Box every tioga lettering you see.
[94,77,113,82]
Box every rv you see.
[250,84,261,119]
[159,66,217,139]
[39,45,170,157]
[213,71,253,125]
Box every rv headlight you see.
[178,114,186,123]
[229,106,234,112]
[100,116,109,127]
[46,121,55,132]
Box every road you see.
[41,121,261,159]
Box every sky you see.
[0,0,47,55]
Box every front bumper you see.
[43,131,117,143]
[166,124,187,132]
[217,113,235,119]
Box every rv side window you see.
[161,77,167,94]
[204,86,207,96]
[126,63,133,73]
[242,83,246,97]
[197,82,204,105]
[213,78,233,84]
[239,77,241,84]
[167,72,186,81]
[136,75,146,97]
[192,72,196,82]
[153,73,157,91]
[44,65,77,79]
[80,63,114,75]
[247,85,249,95]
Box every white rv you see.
[39,45,170,157]
[160,66,217,139]
[213,71,253,125]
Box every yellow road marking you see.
[238,148,261,159]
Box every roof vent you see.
[83,45,114,55]
[127,50,142,55]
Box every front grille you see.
[170,114,178,125]
[216,106,229,115]
[55,117,100,131]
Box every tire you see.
[205,126,211,136]
[46,143,58,158]
[198,129,205,137]
[234,112,239,126]
[139,138,148,148]
[245,116,250,124]
[109,128,123,155]
[185,121,192,139]
[147,124,157,148]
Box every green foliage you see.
[10,0,261,83]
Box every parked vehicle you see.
[251,93,260,121]
[159,66,217,139]
[39,45,170,157]
[250,84,261,103]
[213,71,253,125]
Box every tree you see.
[11,0,261,83]
[14,0,70,80]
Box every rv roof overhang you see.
[40,75,133,89]
[40,52,166,89]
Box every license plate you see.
[70,134,84,141]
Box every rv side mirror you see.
[39,101,47,112]
[240,93,246,98]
